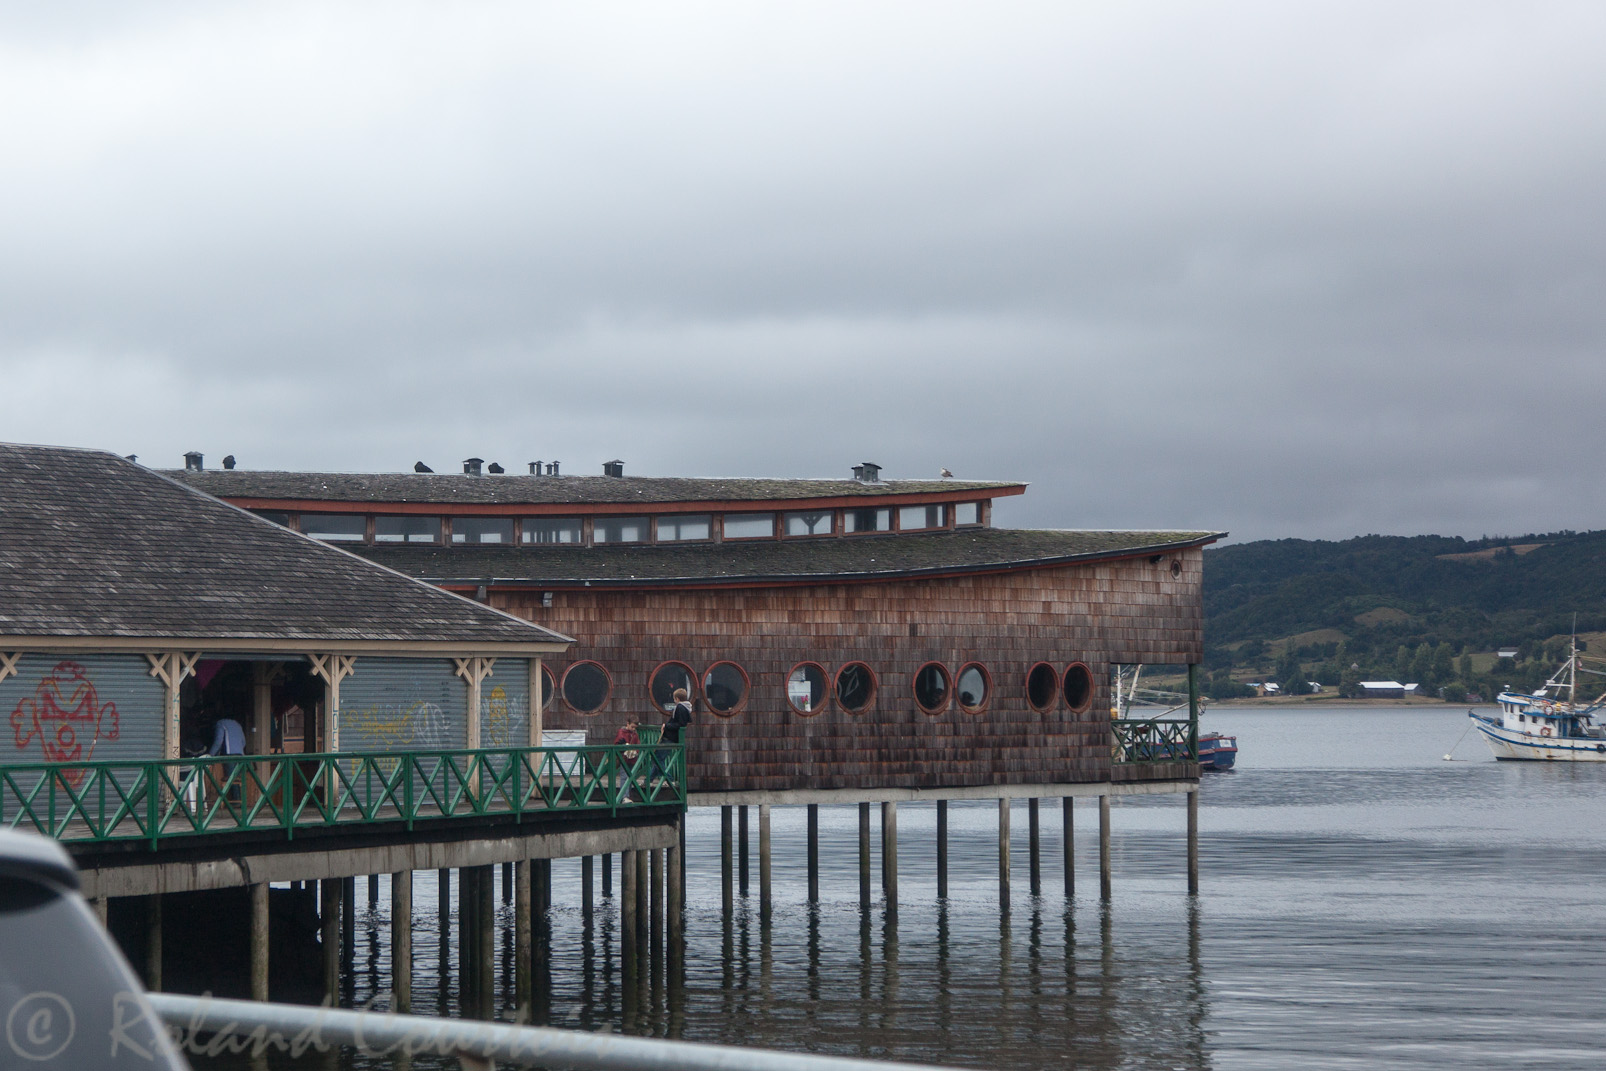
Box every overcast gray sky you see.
[2,2,1601,543]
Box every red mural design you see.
[10,661,121,785]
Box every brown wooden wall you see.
[491,548,1204,793]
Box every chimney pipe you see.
[603,459,624,477]
[546,461,560,476]
[528,461,542,475]
[463,457,484,476]
[184,451,203,471]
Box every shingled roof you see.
[359,528,1224,588]
[167,469,1022,507]
[0,443,569,649]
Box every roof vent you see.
[852,461,882,483]
[548,461,560,476]
[184,451,203,471]
[487,462,504,474]
[528,461,542,475]
[463,457,484,476]
[603,459,625,478]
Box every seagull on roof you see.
[414,461,433,473]
[940,468,953,479]
[488,462,504,474]
[222,455,236,470]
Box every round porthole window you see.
[561,661,611,714]
[913,662,951,714]
[835,662,877,714]
[1026,662,1058,713]
[787,662,829,716]
[957,662,990,713]
[1063,662,1093,713]
[649,661,697,713]
[703,662,750,716]
[538,665,556,710]
[1170,559,1183,578]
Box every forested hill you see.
[1200,530,1606,696]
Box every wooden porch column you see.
[306,654,356,752]
[146,652,200,761]
[529,658,545,747]
[454,657,496,752]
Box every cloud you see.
[1,1,1603,542]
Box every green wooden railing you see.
[1111,718,1197,764]
[0,743,684,850]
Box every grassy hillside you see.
[1198,529,1606,700]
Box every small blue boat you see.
[1199,732,1238,771]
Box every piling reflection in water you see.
[190,800,1212,1070]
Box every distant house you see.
[1306,682,1324,693]
[1496,648,1519,660]
[1359,680,1411,699]
[1251,682,1280,697]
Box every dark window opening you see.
[523,518,582,544]
[913,662,951,714]
[1027,663,1058,712]
[656,515,711,541]
[703,662,749,715]
[375,515,441,543]
[899,504,946,531]
[252,510,293,528]
[787,663,829,715]
[1064,663,1093,713]
[723,513,776,539]
[957,663,990,712]
[649,662,697,713]
[844,508,890,533]
[594,517,649,544]
[452,517,514,544]
[562,662,611,714]
[836,662,876,713]
[301,513,366,542]
[785,511,834,537]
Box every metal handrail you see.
[1110,718,1197,764]
[0,742,685,848]
[145,993,956,1071]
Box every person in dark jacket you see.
[652,688,692,784]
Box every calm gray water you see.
[193,706,1606,1069]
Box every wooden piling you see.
[1099,794,1112,901]
[392,870,412,1014]
[759,803,772,918]
[515,858,532,1016]
[341,876,355,972]
[937,799,949,899]
[582,855,595,920]
[1187,789,1200,895]
[1062,797,1074,897]
[458,868,475,1013]
[250,882,269,1002]
[477,864,494,1018]
[502,860,514,904]
[881,801,898,914]
[998,797,1011,912]
[721,805,734,917]
[602,852,613,897]
[321,879,340,1005]
[738,805,750,897]
[858,802,871,910]
[806,804,820,903]
[368,872,379,907]
[621,847,638,973]
[667,826,684,952]
[1028,798,1042,897]
[650,847,664,967]
[146,893,163,992]
[635,850,649,945]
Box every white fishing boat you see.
[1469,640,1606,761]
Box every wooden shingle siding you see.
[498,549,1204,793]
